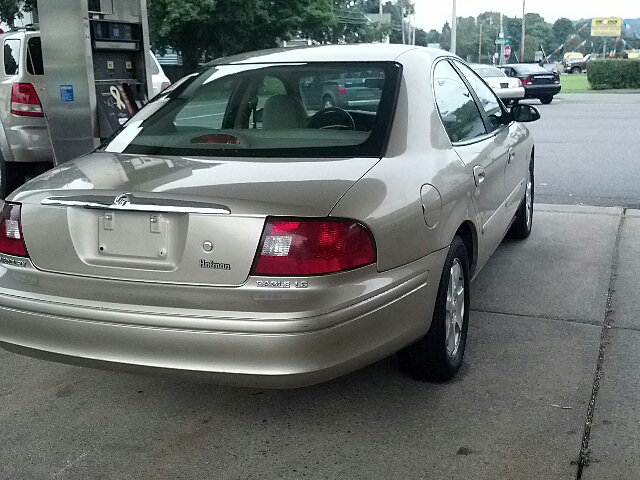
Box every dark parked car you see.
[301,74,383,112]
[498,64,561,104]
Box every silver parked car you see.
[470,64,525,106]
[0,44,539,388]
[0,26,53,197]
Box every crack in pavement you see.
[575,208,626,479]
[470,309,602,327]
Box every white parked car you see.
[470,64,524,106]
[148,51,171,98]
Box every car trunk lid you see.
[14,152,378,286]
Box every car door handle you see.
[473,166,486,187]
[508,148,516,164]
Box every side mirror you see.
[512,104,540,123]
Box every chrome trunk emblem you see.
[114,193,131,207]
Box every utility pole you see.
[379,0,383,16]
[521,0,526,63]
[451,0,457,54]
[479,22,483,63]
[402,7,406,45]
[499,13,505,65]
[412,7,416,45]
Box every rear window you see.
[473,67,505,78]
[104,62,401,158]
[147,51,160,75]
[513,64,550,75]
[4,39,20,75]
[26,37,44,75]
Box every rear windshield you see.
[513,64,550,75]
[473,67,505,78]
[103,62,401,158]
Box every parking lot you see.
[2,93,640,480]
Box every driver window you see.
[455,62,505,132]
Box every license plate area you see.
[98,211,169,260]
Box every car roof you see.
[206,44,448,65]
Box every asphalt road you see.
[525,93,640,207]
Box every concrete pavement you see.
[0,204,635,479]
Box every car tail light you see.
[0,202,28,257]
[253,218,376,276]
[161,81,171,91]
[337,86,347,95]
[11,83,44,117]
[517,79,523,87]
[523,77,532,85]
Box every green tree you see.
[552,18,575,47]
[0,0,36,27]
[148,0,334,72]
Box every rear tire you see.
[540,96,553,105]
[322,95,335,109]
[508,159,534,239]
[398,236,470,382]
[571,67,582,74]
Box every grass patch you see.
[560,74,591,93]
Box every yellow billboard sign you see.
[591,18,623,37]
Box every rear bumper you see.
[4,121,53,164]
[524,84,561,98]
[0,249,447,388]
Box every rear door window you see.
[4,39,21,75]
[433,60,487,143]
[454,62,506,132]
[26,37,44,75]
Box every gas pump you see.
[37,0,152,164]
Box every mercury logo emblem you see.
[114,193,131,207]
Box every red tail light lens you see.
[161,81,171,91]
[253,218,376,276]
[0,202,28,257]
[517,79,523,87]
[11,83,44,117]
[337,86,347,95]
[523,77,532,85]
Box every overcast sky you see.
[415,0,639,31]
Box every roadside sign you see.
[504,45,511,59]
[591,18,622,37]
[495,38,511,46]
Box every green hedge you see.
[587,59,640,90]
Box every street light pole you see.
[451,0,457,54]
[521,0,526,62]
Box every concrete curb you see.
[536,204,624,216]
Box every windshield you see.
[103,62,401,158]
[473,67,505,78]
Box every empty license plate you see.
[98,212,169,259]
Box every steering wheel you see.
[307,107,356,131]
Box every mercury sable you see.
[0,44,539,387]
